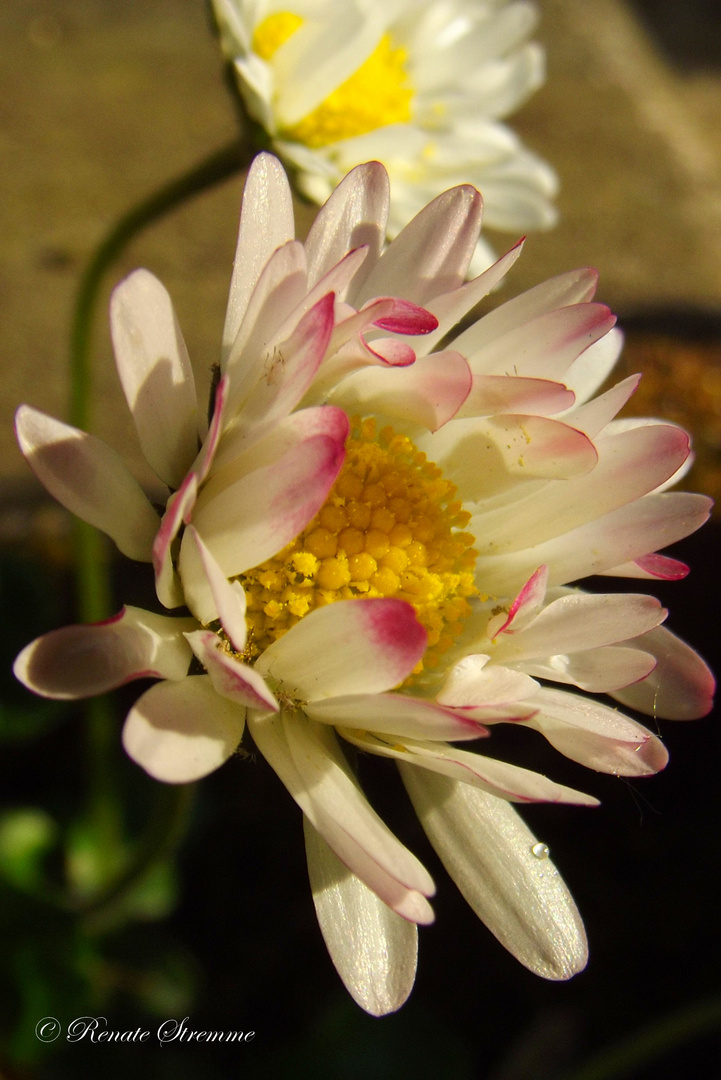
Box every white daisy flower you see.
[212,0,558,270]
[15,156,713,1017]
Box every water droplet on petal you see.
[531,842,549,859]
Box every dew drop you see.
[531,842,550,859]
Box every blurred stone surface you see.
[1,0,720,494]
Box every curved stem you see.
[68,137,250,433]
[555,992,721,1080]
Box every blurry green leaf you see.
[0,808,58,889]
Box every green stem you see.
[555,993,721,1080]
[68,137,250,433]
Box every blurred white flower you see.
[15,155,713,1016]
[213,0,558,270]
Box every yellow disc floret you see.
[238,418,478,674]
[253,13,413,148]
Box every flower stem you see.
[554,992,721,1080]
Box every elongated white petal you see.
[14,606,194,699]
[110,269,199,488]
[521,646,656,693]
[15,406,160,561]
[359,185,483,305]
[123,675,246,782]
[307,692,491,741]
[525,688,668,775]
[248,710,435,922]
[400,768,588,979]
[611,625,715,720]
[457,374,575,419]
[184,527,247,649]
[305,160,389,289]
[304,819,417,1017]
[491,592,666,662]
[255,599,427,701]
[153,472,197,609]
[486,565,549,637]
[185,630,278,711]
[223,153,295,360]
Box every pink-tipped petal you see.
[458,374,576,419]
[307,692,490,742]
[361,337,417,367]
[360,184,483,306]
[248,710,435,922]
[15,406,160,562]
[189,432,345,579]
[487,565,549,637]
[184,527,247,651]
[331,350,472,431]
[13,606,194,700]
[370,298,438,336]
[525,688,669,775]
[123,675,246,782]
[401,768,589,979]
[304,819,418,1017]
[255,598,427,701]
[153,472,197,609]
[600,553,690,581]
[461,303,616,382]
[185,630,278,711]
[611,626,715,720]
[110,269,199,488]
[345,731,598,806]
[492,591,666,660]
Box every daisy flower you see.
[15,156,713,1016]
[212,0,558,270]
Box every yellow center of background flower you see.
[238,418,477,674]
[253,12,413,148]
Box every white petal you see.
[15,406,160,562]
[330,350,471,431]
[123,675,246,782]
[248,709,435,921]
[304,819,417,1017]
[222,153,295,361]
[184,527,247,648]
[255,599,427,701]
[611,625,715,720]
[307,692,492,741]
[110,269,199,488]
[305,160,389,290]
[343,730,598,806]
[401,768,588,980]
[525,688,668,776]
[14,606,194,700]
[359,185,483,306]
[185,629,278,711]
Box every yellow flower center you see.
[253,12,413,148]
[238,418,477,674]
